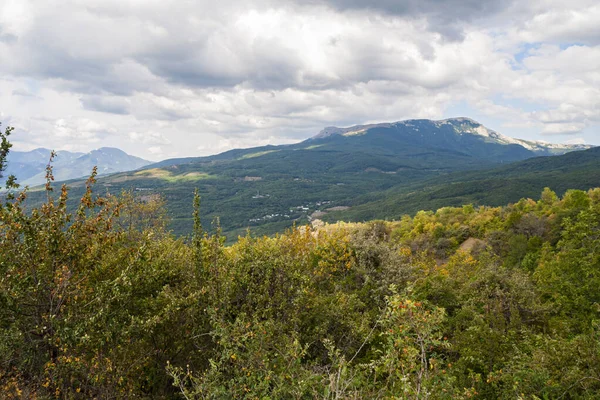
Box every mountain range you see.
[312,117,590,156]
[1,147,151,187]
[18,118,597,239]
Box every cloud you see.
[310,0,516,38]
[147,146,163,155]
[12,88,39,98]
[81,95,131,115]
[313,0,511,17]
[53,118,115,142]
[129,93,194,121]
[517,3,600,45]
[0,31,17,44]
[541,122,587,135]
[0,2,501,93]
[0,0,599,160]
[129,131,171,145]
[564,137,586,145]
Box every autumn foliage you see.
[1,126,600,398]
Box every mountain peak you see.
[312,118,485,140]
[89,147,128,155]
[439,117,480,125]
[2,147,151,187]
[310,117,592,155]
[312,122,393,140]
[30,147,52,153]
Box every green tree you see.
[0,123,18,192]
[536,200,600,333]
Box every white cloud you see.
[541,122,587,135]
[147,146,163,154]
[518,3,600,44]
[0,0,598,161]
[129,131,171,145]
[53,118,114,141]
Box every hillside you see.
[21,118,595,239]
[324,146,600,223]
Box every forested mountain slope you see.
[325,146,600,223]
[25,118,593,239]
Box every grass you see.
[132,168,215,182]
[239,150,280,160]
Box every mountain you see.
[152,117,589,172]
[320,146,600,223]
[2,147,151,187]
[20,118,596,239]
[311,117,591,156]
[1,148,84,184]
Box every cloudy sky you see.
[1,0,599,160]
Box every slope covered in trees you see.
[22,119,598,240]
[2,147,600,398]
[324,145,600,223]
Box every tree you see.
[0,123,13,175]
[0,123,17,190]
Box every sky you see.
[0,0,599,161]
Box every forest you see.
[2,124,600,399]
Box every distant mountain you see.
[2,147,151,187]
[152,117,590,173]
[1,148,83,184]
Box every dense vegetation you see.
[323,146,600,224]
[2,124,600,398]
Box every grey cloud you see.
[142,56,248,89]
[138,34,305,91]
[5,40,118,94]
[80,95,131,115]
[309,0,515,38]
[0,0,480,97]
[0,32,17,44]
[12,88,40,98]
[4,39,162,97]
[1,0,459,96]
[2,12,302,94]
[317,0,510,16]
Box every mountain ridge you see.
[310,117,592,156]
[2,147,151,187]
[150,117,585,171]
